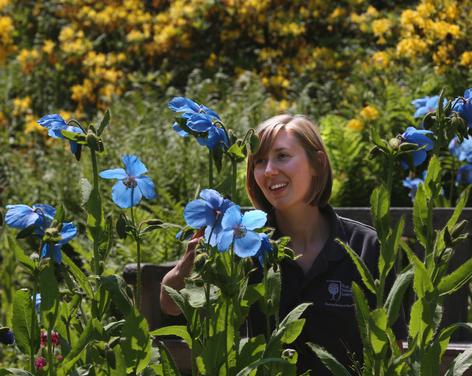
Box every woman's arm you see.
[159,232,203,316]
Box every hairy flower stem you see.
[209,150,214,188]
[31,280,38,375]
[47,327,53,376]
[130,201,142,310]
[90,150,101,276]
[231,159,237,202]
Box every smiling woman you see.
[245,114,406,375]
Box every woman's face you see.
[253,129,316,211]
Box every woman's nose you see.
[264,160,278,176]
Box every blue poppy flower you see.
[169,97,229,151]
[400,127,434,169]
[169,97,221,121]
[41,222,77,264]
[255,233,273,267]
[99,155,156,209]
[402,176,424,201]
[217,205,267,258]
[184,189,234,246]
[0,328,15,345]
[453,88,472,128]
[449,136,472,163]
[411,95,446,118]
[5,204,55,236]
[456,164,472,185]
[37,114,84,157]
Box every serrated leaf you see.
[337,239,376,294]
[12,289,36,355]
[62,253,93,299]
[97,109,111,136]
[121,309,152,373]
[280,319,305,344]
[306,343,351,376]
[438,258,472,296]
[156,341,182,376]
[444,347,472,376]
[385,267,413,325]
[38,262,59,313]
[101,275,133,316]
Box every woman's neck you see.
[274,204,330,255]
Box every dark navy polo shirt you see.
[249,205,405,375]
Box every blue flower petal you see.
[184,199,214,229]
[199,189,224,209]
[241,210,267,230]
[456,164,472,185]
[172,122,189,137]
[136,176,156,200]
[234,230,262,258]
[112,181,142,208]
[122,155,147,177]
[411,150,427,167]
[31,204,56,219]
[221,205,242,230]
[99,168,127,179]
[52,245,63,264]
[187,114,213,132]
[204,225,219,247]
[5,205,38,229]
[168,97,200,113]
[58,222,77,244]
[217,230,233,252]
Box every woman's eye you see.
[278,153,289,159]
[255,158,266,165]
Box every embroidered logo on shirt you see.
[325,280,353,307]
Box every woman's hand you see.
[159,229,204,316]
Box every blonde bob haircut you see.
[246,114,332,214]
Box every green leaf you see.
[61,130,87,144]
[401,240,433,298]
[62,253,93,299]
[101,275,133,316]
[161,285,190,321]
[156,341,182,376]
[413,183,429,251]
[280,319,305,345]
[437,323,472,360]
[237,335,266,370]
[337,239,376,294]
[97,109,111,136]
[306,343,351,376]
[54,204,65,224]
[277,303,311,332]
[438,257,472,296]
[8,236,34,273]
[12,289,36,355]
[0,369,34,376]
[235,358,289,376]
[38,262,59,312]
[444,347,472,376]
[86,187,105,247]
[351,282,370,349]
[58,319,99,376]
[446,186,470,231]
[369,308,388,355]
[370,185,390,240]
[121,309,152,373]
[150,326,192,349]
[385,267,413,325]
[227,142,246,161]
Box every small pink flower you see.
[35,356,47,369]
[56,354,64,362]
[40,330,47,348]
[51,331,60,346]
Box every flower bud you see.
[388,137,401,150]
[35,356,47,370]
[86,131,101,151]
